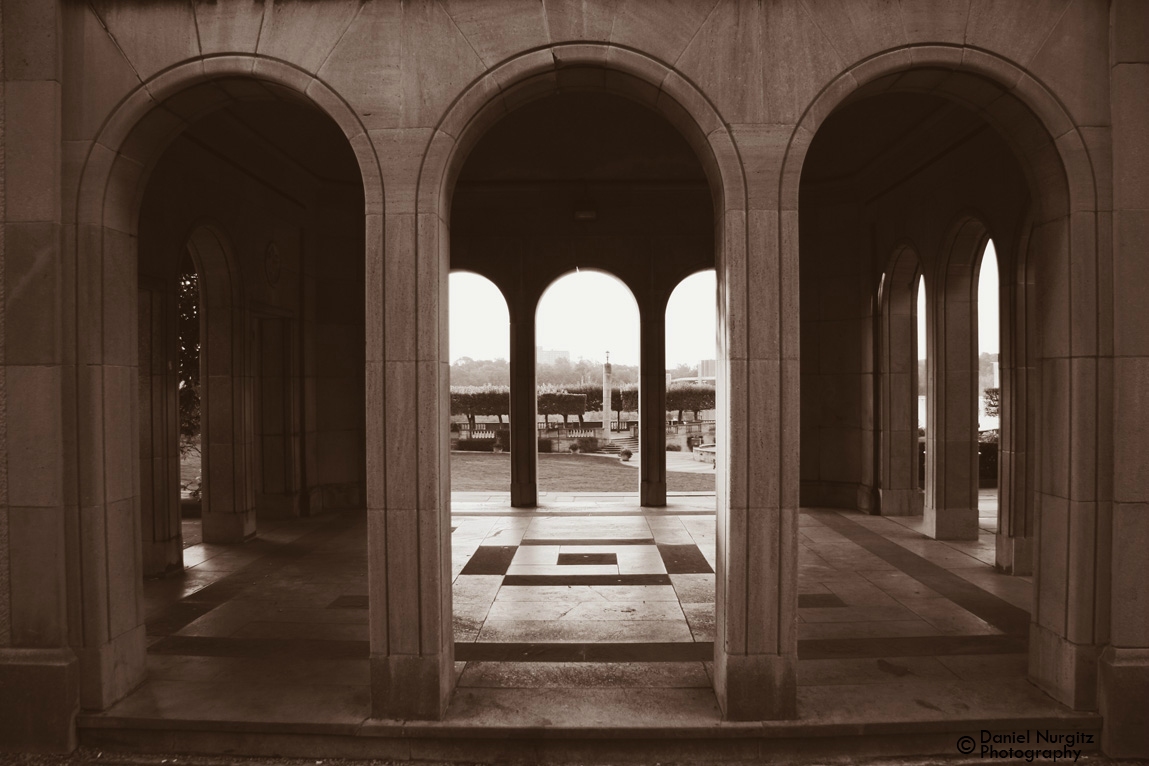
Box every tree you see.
[983,387,1000,418]
[178,256,200,445]
[666,383,716,421]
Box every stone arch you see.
[783,46,1105,711]
[68,54,384,711]
[413,44,783,720]
[877,243,925,517]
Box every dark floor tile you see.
[798,593,848,609]
[460,545,518,575]
[328,594,368,610]
[148,634,368,660]
[502,574,672,586]
[657,544,714,575]
[455,641,714,662]
[146,602,215,637]
[520,538,656,546]
[797,633,1027,660]
[809,510,1030,635]
[557,553,618,566]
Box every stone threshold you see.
[79,709,1102,763]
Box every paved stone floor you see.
[85,493,1086,735]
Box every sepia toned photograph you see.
[0,1,1146,764]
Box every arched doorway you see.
[70,64,378,711]
[790,54,1100,715]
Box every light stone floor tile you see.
[935,653,1028,680]
[896,597,1003,635]
[799,604,920,623]
[506,564,620,576]
[681,603,715,642]
[798,656,961,686]
[477,619,694,643]
[858,570,945,600]
[487,599,685,623]
[523,516,652,541]
[669,574,715,604]
[493,585,680,603]
[797,619,942,640]
[458,661,710,689]
[823,579,906,607]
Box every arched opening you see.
[665,270,718,492]
[444,80,724,692]
[448,271,511,493]
[793,58,1097,716]
[917,275,928,492]
[976,240,1001,529]
[75,72,374,712]
[534,269,640,495]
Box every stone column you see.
[712,170,797,720]
[639,302,667,506]
[0,2,86,745]
[878,261,924,516]
[368,193,453,718]
[996,244,1035,574]
[509,300,538,507]
[924,235,980,541]
[137,280,183,576]
[1099,2,1149,755]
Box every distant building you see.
[536,347,570,365]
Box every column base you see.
[371,654,453,720]
[640,480,666,508]
[77,624,147,710]
[142,536,183,578]
[0,648,79,752]
[923,505,978,540]
[714,651,796,720]
[510,482,536,508]
[1028,621,1099,710]
[1099,646,1149,757]
[995,533,1034,575]
[878,488,923,516]
[202,508,256,543]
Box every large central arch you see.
[414,44,797,720]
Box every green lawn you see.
[450,452,715,493]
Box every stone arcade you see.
[0,0,1146,759]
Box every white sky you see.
[449,270,718,367]
[918,239,999,360]
[451,248,998,368]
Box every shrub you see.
[568,443,580,453]
[618,448,633,462]
[538,438,553,453]
[456,439,494,452]
[666,443,682,451]
[576,436,599,453]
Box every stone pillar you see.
[996,242,1035,574]
[712,188,797,719]
[509,301,537,507]
[878,258,924,516]
[924,233,980,541]
[1099,2,1149,756]
[639,303,667,506]
[190,229,256,544]
[0,3,85,746]
[137,280,183,576]
[367,196,453,718]
[603,353,613,436]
